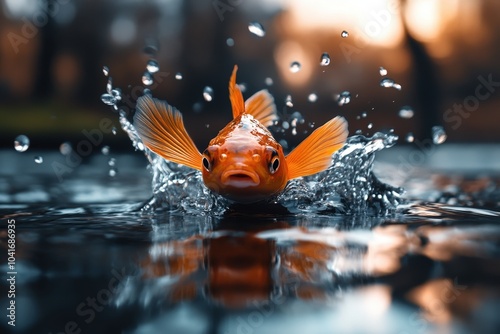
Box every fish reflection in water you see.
[111,206,500,333]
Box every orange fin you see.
[245,89,278,127]
[229,65,245,118]
[285,116,348,179]
[134,95,202,171]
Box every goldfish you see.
[134,65,348,203]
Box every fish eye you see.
[269,156,280,174]
[202,150,211,172]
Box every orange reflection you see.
[138,217,413,308]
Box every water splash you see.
[14,135,30,152]
[103,66,404,216]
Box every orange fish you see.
[134,65,348,203]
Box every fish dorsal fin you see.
[244,89,278,127]
[134,95,203,171]
[285,116,348,179]
[229,65,245,118]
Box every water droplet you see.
[341,30,349,38]
[355,129,363,135]
[265,77,273,86]
[432,126,447,144]
[142,71,153,86]
[289,61,301,73]
[248,22,265,37]
[14,135,30,152]
[291,128,297,136]
[226,38,235,47]
[361,112,367,118]
[111,88,121,101]
[285,95,293,107]
[34,156,43,164]
[146,59,159,73]
[143,88,152,96]
[191,102,203,113]
[102,66,109,76]
[238,83,247,93]
[205,124,210,128]
[175,72,183,80]
[59,142,72,155]
[380,78,402,90]
[100,93,117,106]
[379,67,387,76]
[101,146,110,155]
[279,139,288,149]
[399,106,414,119]
[111,127,117,135]
[308,122,315,128]
[290,111,304,124]
[308,93,318,103]
[203,86,214,102]
[106,77,113,94]
[108,158,116,167]
[282,121,290,130]
[109,168,118,177]
[405,132,415,143]
[320,52,331,66]
[367,123,373,129]
[337,91,351,106]
[143,43,158,56]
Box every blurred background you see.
[1,0,499,153]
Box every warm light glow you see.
[286,0,405,48]
[274,40,313,87]
[404,0,459,43]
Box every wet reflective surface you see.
[1,148,499,334]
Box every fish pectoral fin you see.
[229,65,245,118]
[134,95,203,171]
[285,116,348,179]
[245,89,278,127]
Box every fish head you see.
[201,142,288,203]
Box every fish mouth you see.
[221,169,260,188]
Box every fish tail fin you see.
[229,65,245,118]
[134,95,202,171]
[285,116,348,179]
